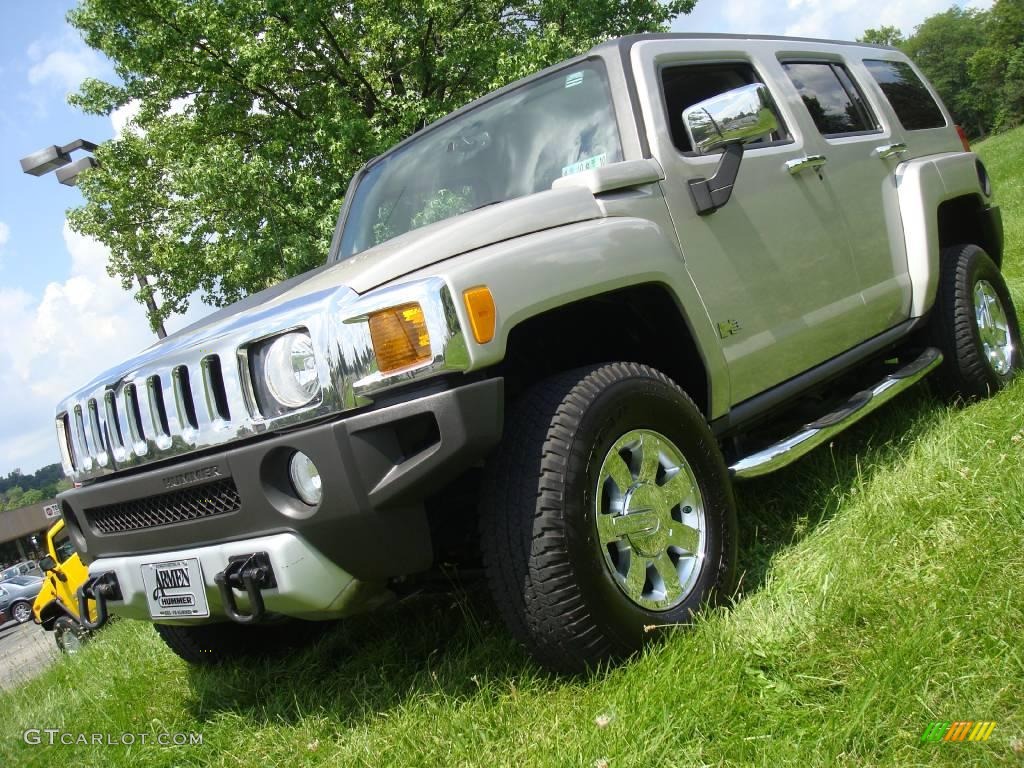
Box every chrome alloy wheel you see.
[974,279,1014,375]
[595,429,707,612]
[12,602,31,623]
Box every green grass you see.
[4,129,1024,768]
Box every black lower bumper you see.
[60,378,503,581]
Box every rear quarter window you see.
[864,60,946,130]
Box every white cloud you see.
[111,99,143,137]
[0,224,211,474]
[0,222,9,250]
[111,96,194,137]
[26,33,109,96]
[676,0,980,41]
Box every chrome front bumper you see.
[88,532,393,625]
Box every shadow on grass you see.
[180,387,945,728]
[182,586,536,729]
[732,387,940,596]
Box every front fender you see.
[412,216,730,418]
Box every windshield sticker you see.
[565,71,585,88]
[561,152,608,177]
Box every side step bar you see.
[729,347,942,480]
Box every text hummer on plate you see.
[55,34,1019,673]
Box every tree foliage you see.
[858,25,905,47]
[66,0,695,327]
[869,0,1024,139]
[0,464,69,510]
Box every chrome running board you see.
[729,347,942,479]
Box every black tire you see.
[53,615,91,654]
[480,362,737,674]
[928,244,1022,400]
[10,601,32,624]
[154,619,326,665]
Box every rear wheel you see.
[928,244,1021,399]
[53,615,90,654]
[480,363,737,673]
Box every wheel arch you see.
[36,599,75,631]
[496,282,711,416]
[937,194,1003,268]
[897,152,1000,318]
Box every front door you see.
[631,41,867,405]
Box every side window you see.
[53,530,75,563]
[864,60,946,130]
[661,62,788,153]
[782,62,879,136]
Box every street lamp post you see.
[19,139,168,340]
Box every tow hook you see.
[214,552,276,625]
[77,572,121,630]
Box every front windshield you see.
[337,61,622,259]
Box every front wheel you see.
[53,615,91,654]
[10,601,32,624]
[480,363,737,673]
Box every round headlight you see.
[289,451,322,506]
[264,332,319,409]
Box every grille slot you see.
[173,366,199,430]
[84,478,241,534]
[147,375,170,437]
[202,355,231,422]
[104,391,123,450]
[125,383,145,443]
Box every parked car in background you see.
[0,576,44,624]
[0,561,42,581]
[33,520,96,653]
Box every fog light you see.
[288,451,322,506]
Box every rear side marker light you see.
[956,125,971,152]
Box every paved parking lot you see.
[0,619,59,692]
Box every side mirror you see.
[39,555,57,573]
[683,83,779,155]
[682,83,781,215]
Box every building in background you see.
[0,499,61,565]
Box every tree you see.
[902,7,990,137]
[968,0,1024,130]
[859,26,905,47]
[67,0,696,324]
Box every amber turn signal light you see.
[368,303,431,373]
[463,286,495,344]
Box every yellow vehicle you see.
[33,519,96,653]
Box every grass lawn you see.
[3,129,1024,768]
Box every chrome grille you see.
[57,352,246,479]
[84,478,242,534]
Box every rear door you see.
[778,54,912,336]
[631,39,866,404]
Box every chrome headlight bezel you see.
[247,328,324,418]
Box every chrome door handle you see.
[874,142,908,159]
[786,155,827,176]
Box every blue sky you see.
[0,0,992,477]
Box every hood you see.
[65,184,604,401]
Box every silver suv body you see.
[52,35,1016,671]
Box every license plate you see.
[141,558,210,619]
